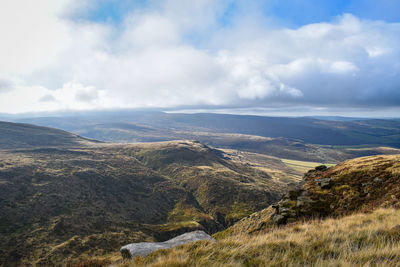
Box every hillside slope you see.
[119,155,400,267]
[124,141,287,226]
[0,140,291,266]
[125,208,400,267]
[222,154,400,236]
[0,121,97,148]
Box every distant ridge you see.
[0,121,99,149]
[8,111,400,147]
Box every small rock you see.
[289,209,297,217]
[272,214,286,224]
[279,207,290,215]
[315,165,327,171]
[373,177,382,183]
[315,178,331,189]
[281,199,292,205]
[120,231,215,259]
[296,196,312,207]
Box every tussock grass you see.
[122,208,400,267]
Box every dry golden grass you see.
[120,208,400,267]
[331,154,400,176]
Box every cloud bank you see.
[0,0,399,114]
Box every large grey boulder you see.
[120,231,216,259]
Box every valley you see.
[0,121,307,265]
[2,1,399,266]
[0,118,399,266]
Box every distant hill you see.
[220,154,400,236]
[0,140,292,266]
[10,111,400,147]
[0,121,98,149]
[7,112,400,163]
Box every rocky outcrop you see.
[120,231,216,259]
[271,189,314,225]
[221,155,400,237]
[270,155,400,226]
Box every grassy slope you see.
[113,154,400,267]
[220,154,400,237]
[0,141,295,266]
[0,147,196,266]
[124,208,400,267]
[118,141,289,226]
[73,155,400,266]
[219,149,303,185]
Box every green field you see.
[281,158,336,174]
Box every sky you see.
[0,0,400,117]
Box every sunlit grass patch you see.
[122,208,400,267]
[281,158,336,173]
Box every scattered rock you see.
[120,231,215,259]
[279,207,290,215]
[315,178,331,189]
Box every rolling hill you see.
[0,121,98,149]
[8,111,400,164]
[0,122,299,265]
[2,119,400,266]
[12,111,400,147]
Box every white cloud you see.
[0,0,71,75]
[0,82,111,113]
[0,1,399,113]
[329,61,358,73]
[0,79,13,93]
